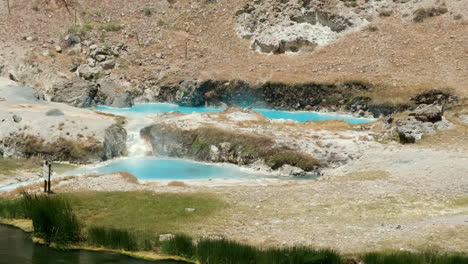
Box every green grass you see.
[259,247,343,264]
[64,191,225,235]
[196,238,257,264]
[160,234,195,259]
[68,22,94,37]
[0,198,26,219]
[362,251,468,264]
[22,193,81,245]
[87,226,138,251]
[98,22,122,32]
[143,7,152,16]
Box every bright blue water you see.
[64,158,266,180]
[95,103,374,124]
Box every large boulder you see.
[50,78,99,108]
[396,116,435,144]
[410,104,443,123]
[0,79,45,103]
[103,124,127,160]
[77,64,102,80]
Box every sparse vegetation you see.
[266,151,320,171]
[31,1,39,11]
[0,133,103,163]
[413,6,448,23]
[143,7,153,16]
[68,22,94,37]
[98,22,122,32]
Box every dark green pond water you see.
[0,225,186,264]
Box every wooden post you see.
[47,163,52,194]
[185,39,189,60]
[6,0,11,15]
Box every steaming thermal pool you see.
[95,103,375,124]
[64,158,269,180]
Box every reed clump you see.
[362,250,468,264]
[87,226,138,251]
[21,193,81,244]
[160,234,195,258]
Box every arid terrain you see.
[1,0,467,259]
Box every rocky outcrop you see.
[140,123,320,174]
[410,104,443,123]
[235,0,365,53]
[149,79,409,117]
[396,116,435,144]
[396,103,452,143]
[103,124,128,160]
[0,79,45,103]
[410,90,458,106]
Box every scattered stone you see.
[77,64,101,80]
[45,109,65,116]
[101,60,116,70]
[278,164,306,177]
[87,58,96,67]
[95,54,107,62]
[55,45,62,53]
[67,43,82,55]
[12,114,22,123]
[8,71,18,82]
[434,118,453,131]
[185,208,196,212]
[458,114,468,124]
[64,34,81,46]
[68,63,79,72]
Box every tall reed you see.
[87,226,138,251]
[21,192,81,244]
[160,234,196,259]
[362,250,468,264]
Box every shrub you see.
[160,234,195,258]
[98,22,122,32]
[68,22,93,37]
[143,7,152,16]
[266,151,320,171]
[87,226,138,251]
[21,193,81,245]
[196,238,257,264]
[259,247,343,264]
[362,250,468,264]
[413,6,448,23]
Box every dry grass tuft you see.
[119,172,139,184]
[167,181,189,187]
